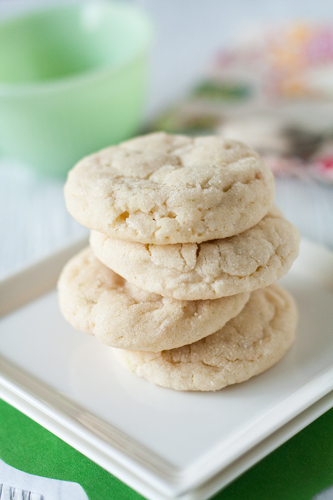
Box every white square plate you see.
[0,239,333,500]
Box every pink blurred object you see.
[213,23,333,100]
[153,22,333,184]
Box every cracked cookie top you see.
[113,284,297,391]
[57,247,249,351]
[64,132,275,244]
[90,206,299,300]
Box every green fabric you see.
[1,398,333,500]
[0,399,143,500]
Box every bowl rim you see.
[0,0,153,96]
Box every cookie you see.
[113,284,297,391]
[57,247,250,351]
[64,132,275,244]
[90,206,300,300]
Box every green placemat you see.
[1,398,333,500]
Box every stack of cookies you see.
[58,132,300,391]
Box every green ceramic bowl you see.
[0,2,152,176]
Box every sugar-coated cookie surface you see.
[113,284,297,391]
[57,247,249,351]
[91,206,299,300]
[65,132,275,244]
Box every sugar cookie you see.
[65,132,275,244]
[58,247,250,351]
[90,207,299,300]
[113,284,297,391]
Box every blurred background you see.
[1,0,333,280]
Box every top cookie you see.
[64,132,275,244]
